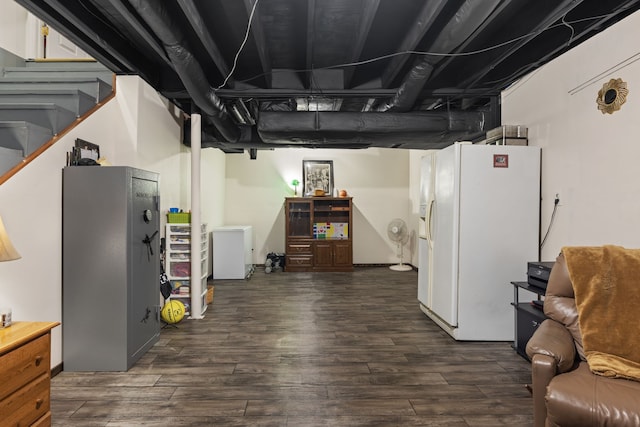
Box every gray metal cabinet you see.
[62,166,160,371]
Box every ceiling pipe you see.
[127,0,240,142]
[257,110,485,145]
[377,61,434,112]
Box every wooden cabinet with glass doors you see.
[284,197,353,271]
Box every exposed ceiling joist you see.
[15,0,640,153]
[460,0,585,90]
[176,0,231,80]
[243,0,272,89]
[103,0,171,69]
[380,0,448,88]
[427,0,516,84]
[305,0,316,88]
[487,0,640,92]
[343,0,380,88]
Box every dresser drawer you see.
[287,242,313,254]
[0,372,50,426]
[286,255,313,267]
[31,411,51,427]
[0,333,50,400]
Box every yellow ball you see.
[161,300,185,324]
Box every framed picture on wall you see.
[303,160,334,197]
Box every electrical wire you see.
[230,11,618,88]
[540,195,560,249]
[215,0,261,91]
[561,12,575,47]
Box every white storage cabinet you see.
[165,223,209,316]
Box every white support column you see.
[190,113,203,319]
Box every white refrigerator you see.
[417,143,540,341]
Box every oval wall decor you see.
[596,78,628,114]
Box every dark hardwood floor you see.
[51,267,534,426]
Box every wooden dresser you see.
[0,321,60,427]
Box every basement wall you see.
[224,147,413,265]
[502,9,640,260]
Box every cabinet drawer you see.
[0,372,50,426]
[167,225,190,234]
[0,333,50,400]
[169,243,190,252]
[169,261,191,277]
[286,255,313,267]
[287,243,313,254]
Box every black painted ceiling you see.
[16,0,640,154]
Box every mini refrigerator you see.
[212,226,253,279]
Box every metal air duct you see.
[127,0,240,142]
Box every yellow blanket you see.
[563,245,640,381]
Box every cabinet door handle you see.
[531,320,540,328]
[35,355,43,366]
[35,398,44,409]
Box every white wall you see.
[111,76,227,231]
[0,0,27,58]
[502,9,640,261]
[0,75,209,367]
[202,149,226,229]
[224,148,413,265]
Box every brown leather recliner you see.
[526,252,640,427]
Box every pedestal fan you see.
[387,218,412,271]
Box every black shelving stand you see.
[511,281,547,360]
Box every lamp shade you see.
[0,216,21,261]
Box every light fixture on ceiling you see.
[0,215,21,329]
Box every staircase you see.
[0,59,114,178]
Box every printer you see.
[527,261,555,290]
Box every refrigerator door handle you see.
[426,199,435,248]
